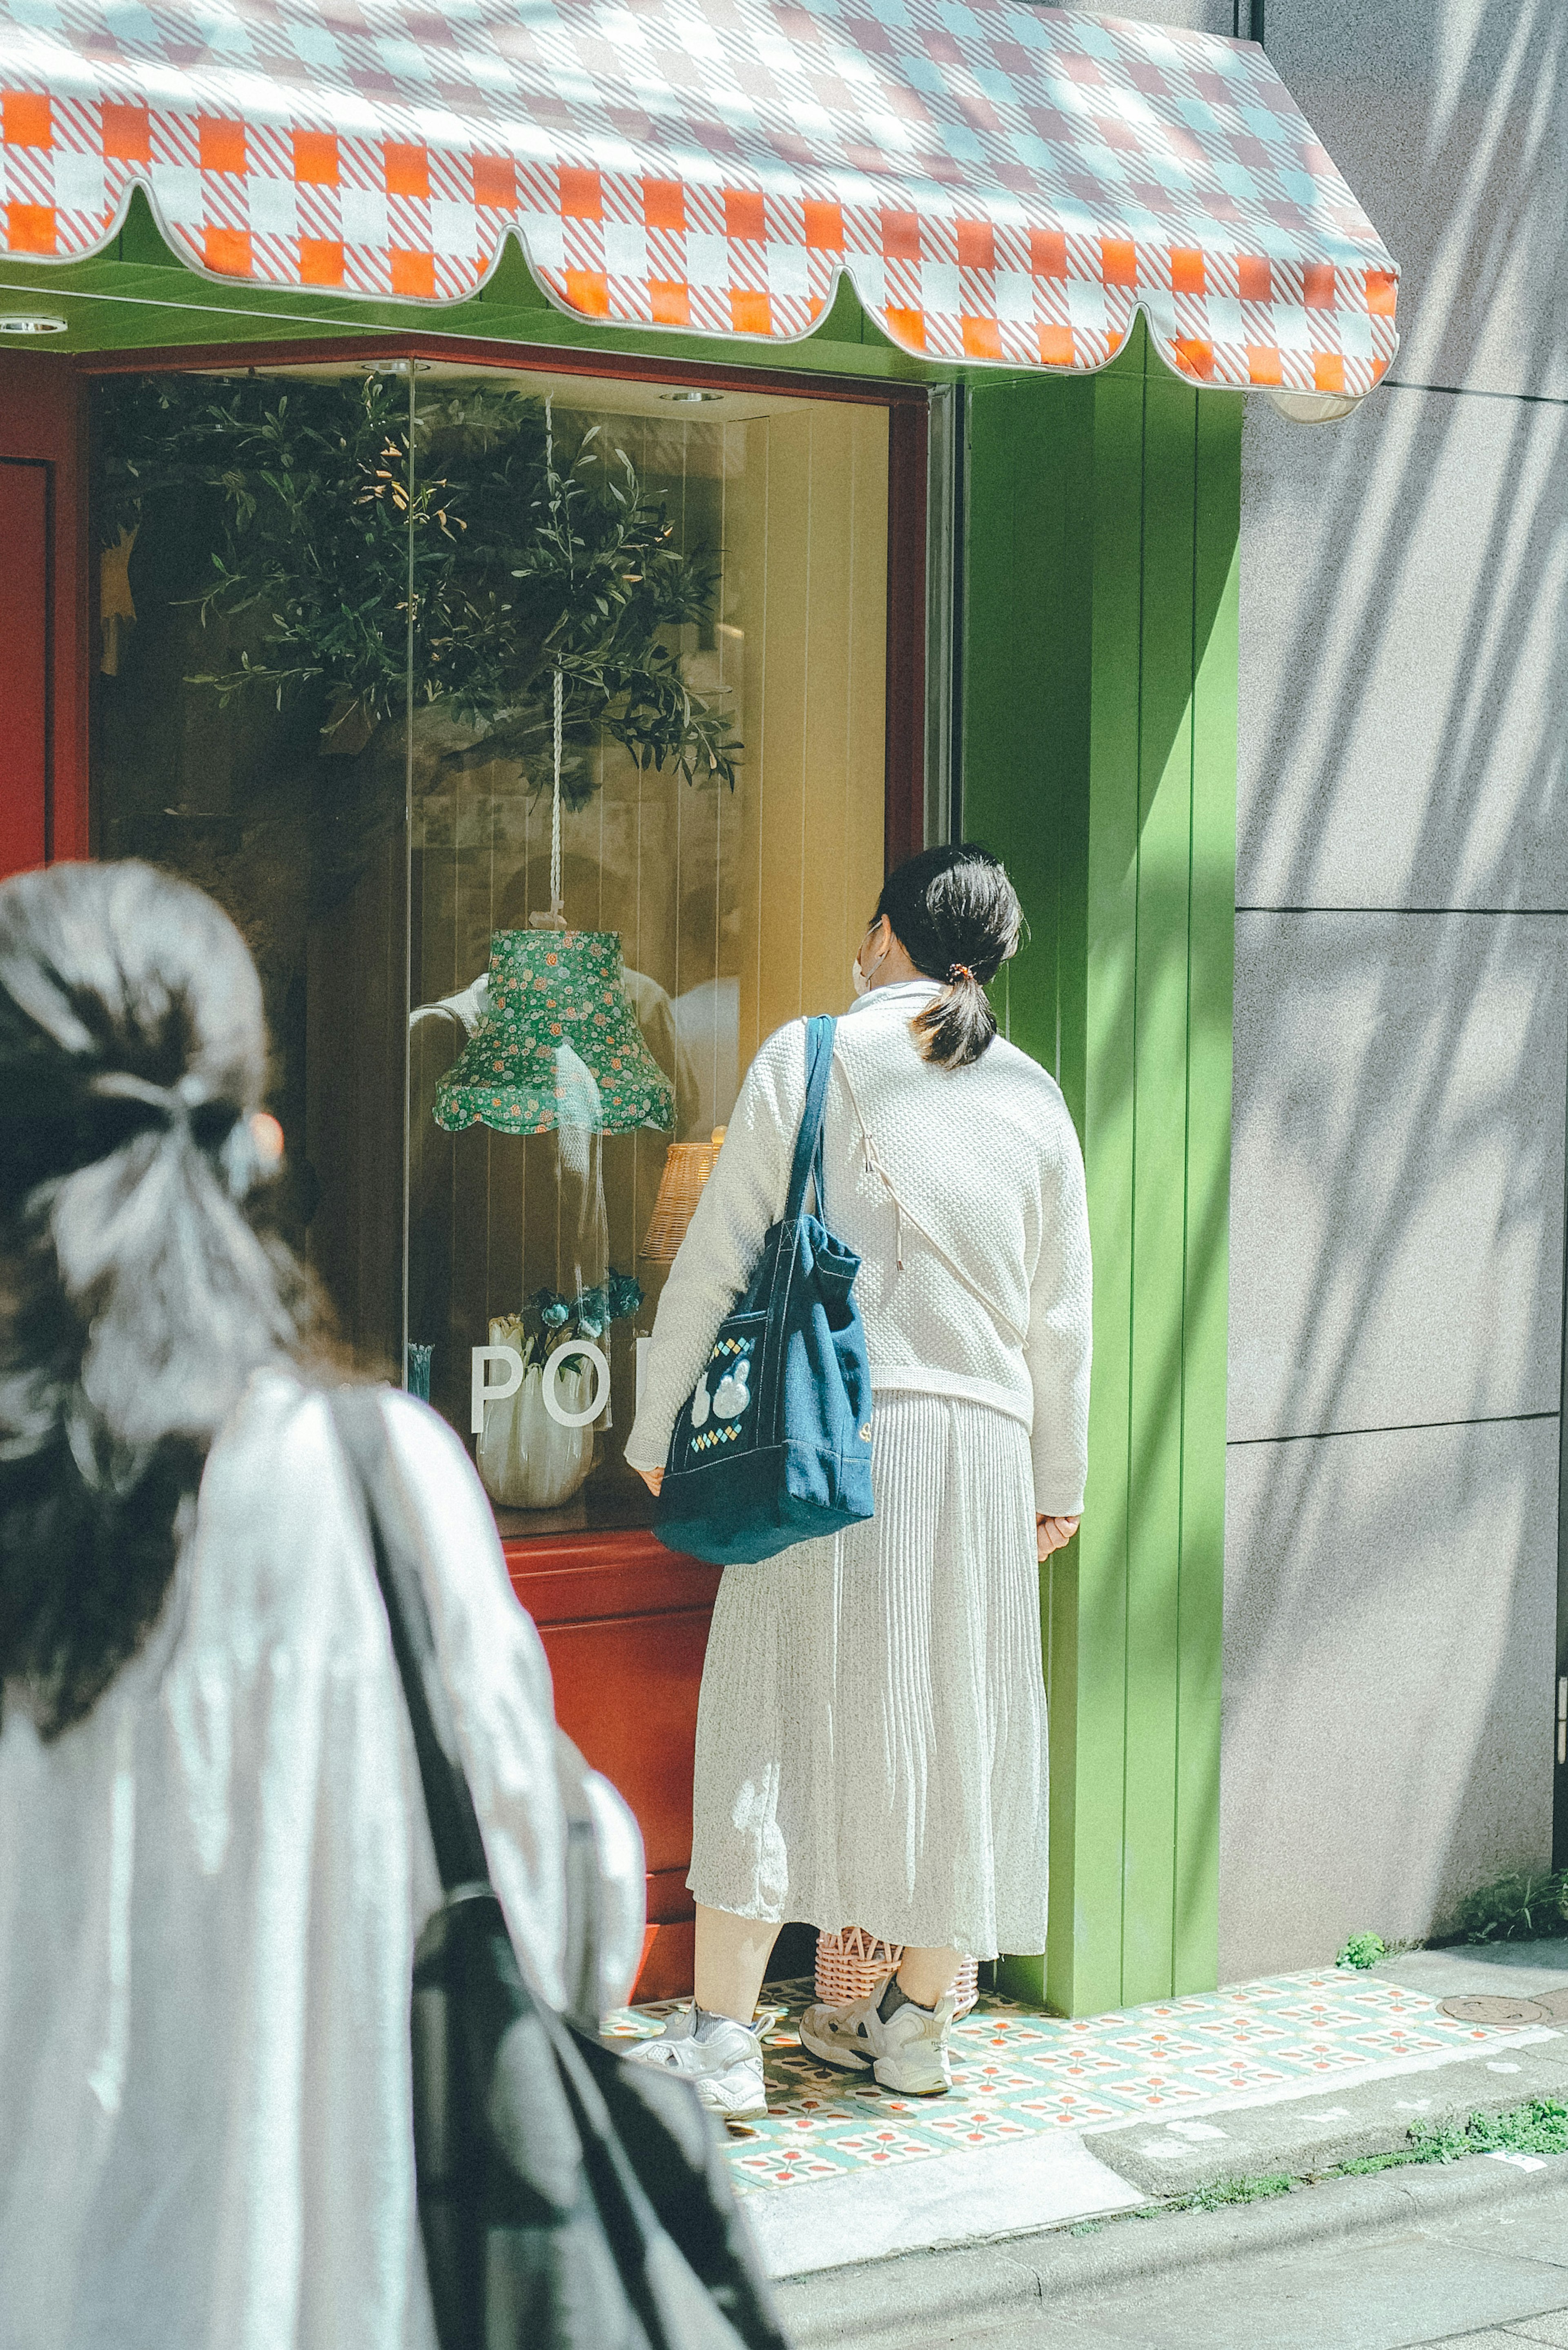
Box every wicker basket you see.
[640,1128,727,1262]
[814,1927,980,2018]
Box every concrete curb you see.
[1081,2033,1568,2200]
[773,2149,1568,2347]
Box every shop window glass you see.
[91,361,889,1532]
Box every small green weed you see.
[1129,2171,1299,2222]
[1452,1870,1568,1945]
[1406,2097,1568,2163]
[1056,2098,1568,2250]
[1331,2098,1568,2179]
[1170,2101,1566,2219]
[1187,2173,1295,2212]
[1336,1933,1388,1971]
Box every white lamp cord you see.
[551,660,564,925]
[545,390,566,930]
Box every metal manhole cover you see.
[1439,1995,1550,2025]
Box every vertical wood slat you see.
[846,408,890,938]
[756,417,811,1040]
[1121,372,1198,2006]
[1073,354,1144,2016]
[733,406,887,1054]
[800,408,852,1005]
[964,326,1241,2017]
[1175,392,1241,1994]
[962,367,1095,2010]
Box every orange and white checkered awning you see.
[0,0,1398,391]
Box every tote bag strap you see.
[330,1388,492,1897]
[783,1015,836,1224]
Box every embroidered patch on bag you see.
[691,1424,743,1452]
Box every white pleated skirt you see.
[686,1390,1049,1960]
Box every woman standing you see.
[624,845,1091,2117]
[0,861,642,2349]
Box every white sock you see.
[878,1976,934,2023]
[693,2004,748,2041]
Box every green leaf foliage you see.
[94,372,740,801]
[1453,1869,1568,1946]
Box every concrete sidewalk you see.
[1082,1945,1568,2207]
[609,1936,1568,2326]
[781,2159,1568,2349]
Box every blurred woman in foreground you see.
[0,861,641,2350]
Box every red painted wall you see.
[506,1531,722,2000]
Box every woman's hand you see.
[1036,1514,1080,1560]
[635,1466,664,1497]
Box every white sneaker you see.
[799,1981,957,2096]
[623,2007,768,2118]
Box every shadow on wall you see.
[1219,0,1568,1978]
[1268,0,1568,408]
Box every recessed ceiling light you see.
[0,314,68,336]
[659,389,723,404]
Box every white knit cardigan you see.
[626,980,1093,1517]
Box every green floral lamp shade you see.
[432,929,675,1136]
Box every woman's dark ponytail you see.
[0,860,323,1739]
[874,843,1022,1070]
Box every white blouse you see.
[0,1374,644,2350]
[627,981,1093,1517]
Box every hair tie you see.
[949,962,974,983]
[92,1070,242,1154]
[93,1070,185,1126]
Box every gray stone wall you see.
[1220,0,1568,1976]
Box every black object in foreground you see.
[332,1387,790,2350]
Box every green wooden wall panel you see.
[1173,390,1241,1994]
[965,368,1092,1110]
[1122,370,1200,2009]
[963,363,1091,2012]
[966,326,1241,2018]
[1070,360,1143,2017]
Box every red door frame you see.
[0,353,90,875]
[0,460,50,876]
[2,327,931,1998]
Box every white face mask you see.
[851,933,885,998]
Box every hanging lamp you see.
[432,925,675,1136]
[432,481,675,1138]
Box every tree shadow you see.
[1217,0,1568,1972]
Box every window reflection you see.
[91,361,889,1535]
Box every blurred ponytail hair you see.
[873,843,1022,1070]
[0,860,323,1739]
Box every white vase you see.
[477,1353,596,1510]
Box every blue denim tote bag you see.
[654,1016,875,1566]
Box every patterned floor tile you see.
[601,1962,1556,2201]
[1011,2093,1124,2126]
